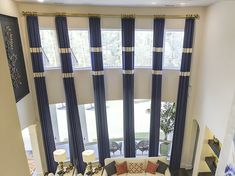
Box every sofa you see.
[102,156,171,176]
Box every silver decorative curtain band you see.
[59,48,71,53]
[182,48,193,53]
[153,47,163,53]
[92,70,104,76]
[180,72,190,77]
[122,47,134,52]
[62,73,74,78]
[30,47,42,53]
[152,70,163,75]
[123,70,134,74]
[90,47,102,52]
[33,72,44,77]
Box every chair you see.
[110,141,122,155]
[136,140,149,155]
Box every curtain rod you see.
[22,11,200,19]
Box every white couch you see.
[102,156,171,176]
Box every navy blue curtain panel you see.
[149,18,165,157]
[26,15,56,173]
[89,17,110,166]
[122,17,136,157]
[55,16,85,173]
[170,18,195,171]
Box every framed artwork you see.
[0,14,29,102]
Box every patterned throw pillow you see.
[128,162,145,173]
[145,161,159,174]
[116,161,128,175]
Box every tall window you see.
[40,29,60,68]
[106,100,124,157]
[79,104,98,159]
[50,103,99,159]
[49,103,70,159]
[135,30,153,67]
[134,99,151,156]
[69,30,91,68]
[163,30,184,69]
[82,104,97,143]
[101,30,122,67]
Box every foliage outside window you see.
[163,31,184,69]
[40,30,60,68]
[69,30,91,68]
[102,30,122,67]
[40,29,184,69]
[135,30,153,67]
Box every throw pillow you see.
[128,162,145,173]
[116,161,128,175]
[156,160,169,174]
[104,161,117,176]
[145,161,159,174]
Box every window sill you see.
[163,67,180,71]
[44,67,61,71]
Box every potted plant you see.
[160,102,176,156]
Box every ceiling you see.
[15,0,222,7]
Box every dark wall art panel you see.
[0,14,29,102]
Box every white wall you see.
[0,0,48,174]
[17,2,206,169]
[192,1,235,175]
[0,1,30,175]
[17,94,37,129]
[1,0,39,130]
[0,0,38,130]
[45,68,180,104]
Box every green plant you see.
[160,102,176,140]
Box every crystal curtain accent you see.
[26,16,56,173]
[149,18,165,157]
[122,17,136,157]
[170,18,195,170]
[89,17,110,166]
[55,16,85,173]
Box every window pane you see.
[134,99,151,156]
[102,30,122,67]
[163,31,184,69]
[135,31,153,67]
[50,103,70,159]
[40,30,60,68]
[106,100,124,157]
[80,104,99,159]
[83,104,97,143]
[69,30,91,68]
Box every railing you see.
[55,138,172,160]
[55,138,171,146]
